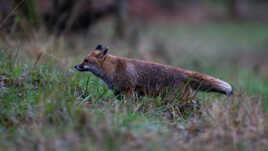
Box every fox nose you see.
[74,65,81,69]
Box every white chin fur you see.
[83,65,90,70]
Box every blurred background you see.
[1,0,268,99]
[2,1,268,150]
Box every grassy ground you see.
[1,22,268,150]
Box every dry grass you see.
[179,96,268,151]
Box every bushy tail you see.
[185,71,233,96]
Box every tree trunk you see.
[114,0,128,39]
[228,0,249,19]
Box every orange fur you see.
[75,45,233,99]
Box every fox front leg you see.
[103,79,123,99]
[114,88,123,98]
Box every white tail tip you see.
[217,79,233,95]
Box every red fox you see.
[75,45,233,99]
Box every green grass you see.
[1,47,268,151]
[1,21,268,150]
[0,50,171,150]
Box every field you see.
[1,21,268,151]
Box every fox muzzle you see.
[74,64,90,71]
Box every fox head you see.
[74,44,109,77]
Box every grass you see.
[1,21,268,150]
[1,46,268,151]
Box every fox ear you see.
[96,44,103,50]
[100,48,109,58]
